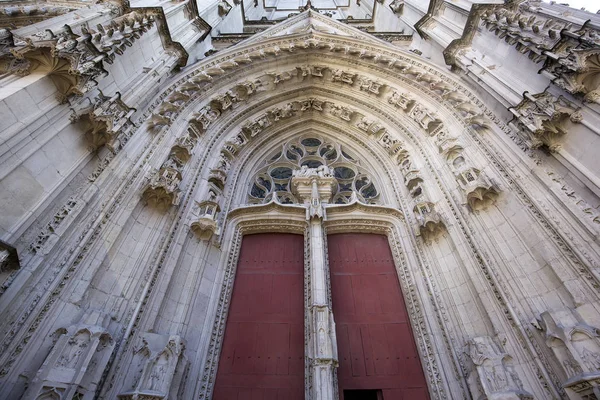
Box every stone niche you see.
[22,312,114,400]
[538,309,600,399]
[465,336,533,400]
[118,334,187,400]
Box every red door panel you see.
[213,233,304,400]
[328,233,429,400]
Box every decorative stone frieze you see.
[118,334,187,400]
[0,11,167,102]
[356,116,385,135]
[510,91,581,151]
[0,4,74,29]
[480,4,569,63]
[465,336,533,400]
[537,309,600,399]
[23,312,114,400]
[299,64,326,78]
[329,104,354,121]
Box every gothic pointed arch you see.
[2,5,600,400]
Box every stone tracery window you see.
[249,137,380,205]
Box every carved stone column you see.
[291,166,338,400]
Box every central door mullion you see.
[307,218,338,400]
[291,172,340,400]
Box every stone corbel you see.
[465,336,533,400]
[170,134,197,163]
[190,190,221,241]
[189,105,221,135]
[142,157,184,209]
[535,309,600,399]
[510,91,581,152]
[72,90,136,152]
[455,166,500,211]
[413,200,445,241]
[218,1,232,17]
[330,68,356,85]
[0,240,19,275]
[543,49,600,104]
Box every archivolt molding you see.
[132,46,599,398]
[6,10,600,399]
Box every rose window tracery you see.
[248,137,380,205]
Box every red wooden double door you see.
[213,233,429,400]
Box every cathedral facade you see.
[1,0,600,399]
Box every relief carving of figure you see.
[581,348,600,371]
[56,333,89,369]
[317,165,332,178]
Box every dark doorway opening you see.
[343,389,383,400]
